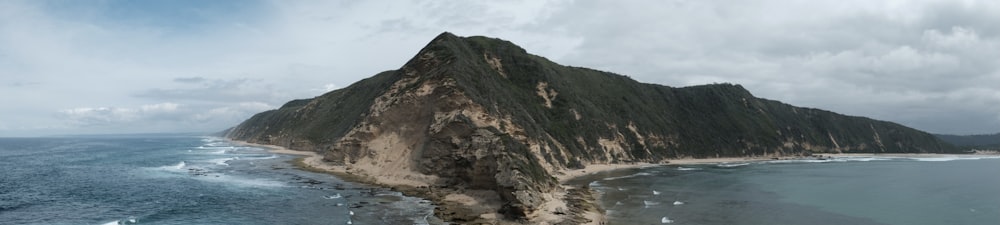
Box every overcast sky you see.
[2,0,998,136]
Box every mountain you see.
[227,32,958,223]
[936,133,1000,150]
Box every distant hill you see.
[936,133,1000,150]
[227,32,959,223]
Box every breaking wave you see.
[716,163,751,168]
[156,161,186,171]
[676,167,703,171]
[603,172,654,181]
[907,156,1000,162]
[208,157,238,166]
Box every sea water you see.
[0,135,439,225]
[572,156,1000,225]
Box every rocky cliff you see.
[227,32,958,223]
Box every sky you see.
[1,0,999,137]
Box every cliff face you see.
[227,32,957,221]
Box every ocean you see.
[571,156,1000,225]
[5,135,999,225]
[0,135,438,225]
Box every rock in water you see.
[226,32,960,223]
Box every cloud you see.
[58,102,273,133]
[6,81,41,87]
[2,0,1000,136]
[173,77,207,83]
[528,0,1000,134]
[60,103,181,127]
[135,78,273,102]
[193,102,274,123]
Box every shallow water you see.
[570,156,1000,225]
[0,135,439,225]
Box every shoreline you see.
[554,157,773,183]
[230,140,506,223]
[230,140,992,224]
[551,152,1000,225]
[555,152,1000,183]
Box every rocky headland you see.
[227,32,958,224]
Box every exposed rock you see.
[227,32,958,224]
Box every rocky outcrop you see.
[227,32,958,223]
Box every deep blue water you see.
[573,156,1000,225]
[0,135,438,225]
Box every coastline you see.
[552,157,772,183]
[548,153,1000,225]
[230,140,508,224]
[228,140,992,225]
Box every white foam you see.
[244,154,279,160]
[603,172,654,181]
[836,157,893,162]
[102,216,138,225]
[673,201,684,205]
[758,157,896,165]
[195,174,286,188]
[653,190,661,195]
[661,216,674,223]
[643,200,660,206]
[907,156,1000,162]
[208,157,237,166]
[716,163,750,168]
[676,167,702,171]
[324,193,343,199]
[766,159,831,164]
[156,161,186,171]
[911,157,960,162]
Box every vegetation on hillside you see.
[936,133,1000,150]
[230,32,958,162]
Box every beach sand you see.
[231,140,438,187]
[552,157,770,183]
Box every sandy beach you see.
[552,157,772,183]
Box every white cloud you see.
[2,0,1000,136]
[60,103,182,127]
[57,101,274,134]
[923,26,982,49]
[193,102,275,123]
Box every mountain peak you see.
[228,33,958,224]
